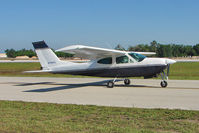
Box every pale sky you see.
[0,0,199,52]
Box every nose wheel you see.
[160,80,167,88]
[160,71,168,88]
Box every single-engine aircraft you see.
[27,41,176,88]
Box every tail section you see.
[32,41,61,70]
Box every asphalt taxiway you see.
[0,77,199,110]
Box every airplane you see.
[26,40,176,88]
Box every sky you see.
[0,0,199,52]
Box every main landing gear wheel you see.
[124,79,130,85]
[160,81,167,88]
[107,81,114,88]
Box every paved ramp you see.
[0,77,199,110]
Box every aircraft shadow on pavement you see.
[22,80,108,92]
[9,80,155,93]
[15,82,55,86]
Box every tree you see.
[55,51,73,58]
[5,49,17,58]
[26,49,36,58]
[156,45,173,57]
[115,44,125,51]
[150,40,158,52]
[128,46,135,51]
[184,45,196,57]
[193,44,199,56]
[52,49,73,58]
[128,44,150,52]
[15,49,36,57]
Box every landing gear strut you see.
[159,63,171,88]
[160,70,168,88]
[106,78,131,88]
[107,77,117,88]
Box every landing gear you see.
[160,80,167,88]
[106,78,131,88]
[107,81,114,88]
[124,79,130,85]
[160,70,168,88]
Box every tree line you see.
[5,40,199,58]
[5,49,36,58]
[115,40,199,57]
[5,49,73,58]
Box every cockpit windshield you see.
[129,53,146,62]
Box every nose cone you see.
[166,59,176,64]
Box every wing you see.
[56,45,126,59]
[56,45,156,60]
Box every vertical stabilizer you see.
[32,41,61,70]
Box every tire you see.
[107,81,114,88]
[160,81,168,88]
[124,79,130,85]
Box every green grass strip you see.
[0,100,199,133]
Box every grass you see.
[0,62,199,79]
[0,100,199,133]
[0,63,199,132]
[0,62,88,78]
[169,62,199,80]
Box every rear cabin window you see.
[116,56,129,64]
[97,57,112,64]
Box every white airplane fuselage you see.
[49,57,175,78]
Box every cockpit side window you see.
[97,57,112,64]
[116,56,129,64]
[129,53,146,62]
